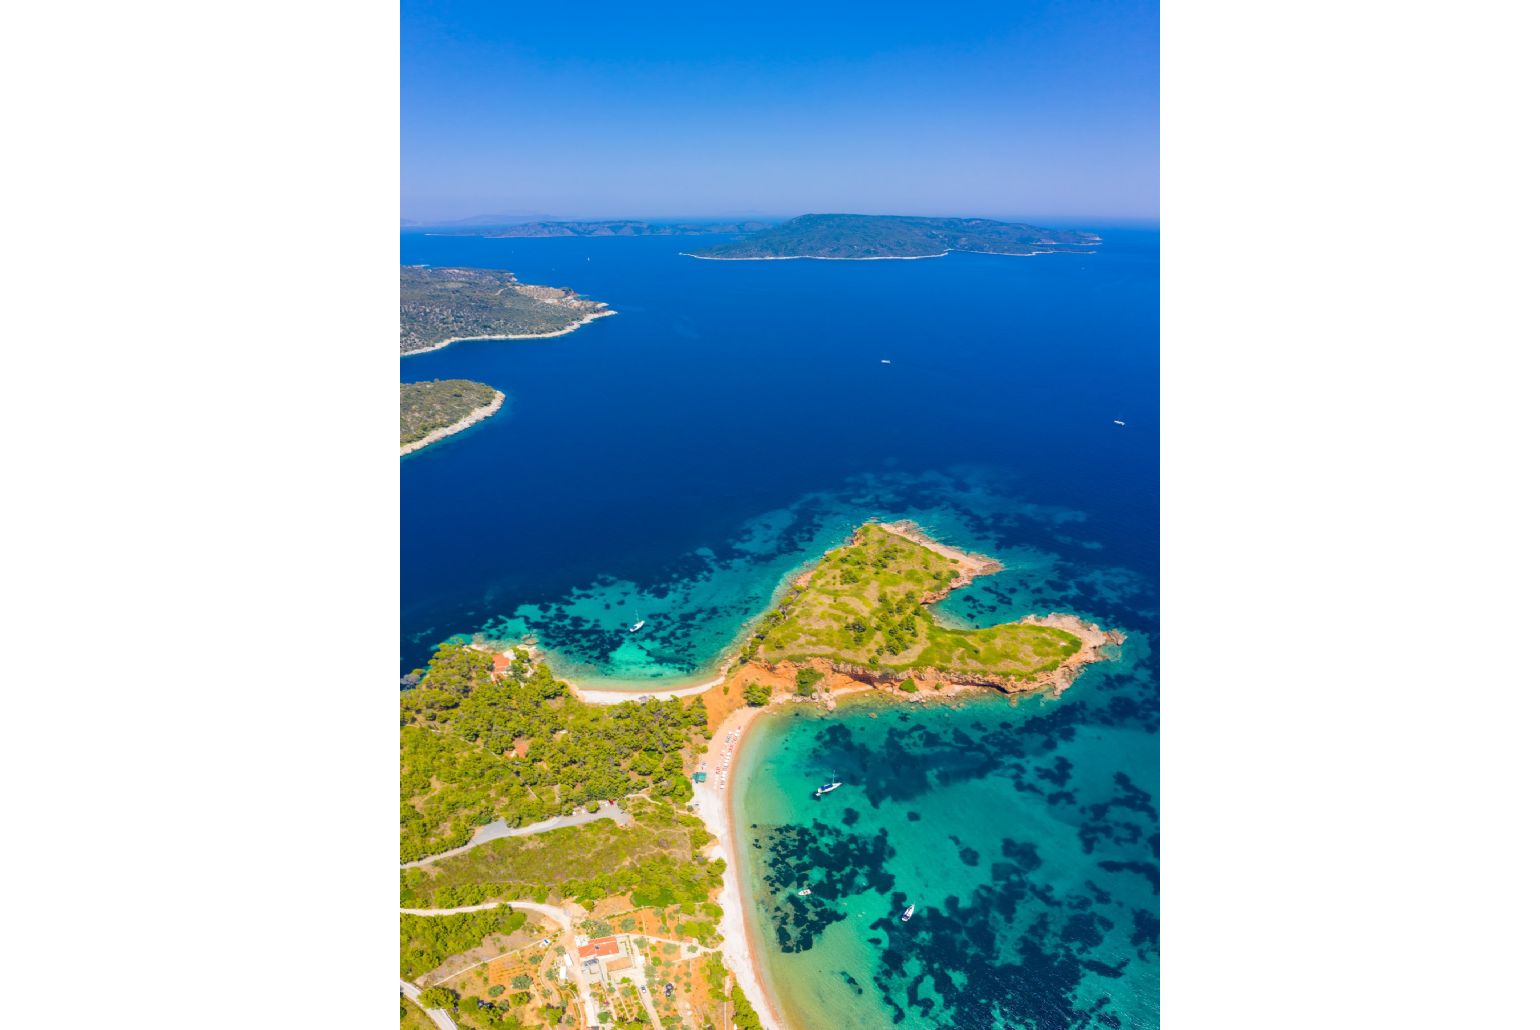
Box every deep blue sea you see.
[400,228,1158,1028]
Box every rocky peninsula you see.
[400,264,613,355]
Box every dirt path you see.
[399,899,577,932]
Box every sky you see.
[402,1,1158,225]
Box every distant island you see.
[484,220,773,238]
[400,265,613,355]
[401,379,503,455]
[685,213,1100,260]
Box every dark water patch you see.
[1097,860,1160,895]
[756,820,897,953]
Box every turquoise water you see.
[400,230,1157,686]
[400,229,1159,1024]
[734,659,1158,1030]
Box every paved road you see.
[635,982,665,1030]
[400,979,457,1030]
[403,802,633,868]
[399,899,575,932]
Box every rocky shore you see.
[400,390,504,455]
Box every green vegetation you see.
[401,996,438,1030]
[454,992,529,1030]
[401,797,723,912]
[898,677,919,693]
[794,667,822,696]
[740,524,1086,686]
[686,214,1100,260]
[400,379,501,448]
[401,265,609,354]
[401,909,527,979]
[400,644,706,861]
[742,682,771,706]
[419,987,459,1009]
[701,954,764,1030]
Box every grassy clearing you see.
[744,523,1083,684]
[401,798,718,910]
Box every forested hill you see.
[399,644,707,862]
[685,213,1100,260]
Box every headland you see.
[397,521,1122,1030]
[400,264,613,355]
[400,380,504,455]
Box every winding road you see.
[400,979,456,1030]
[402,802,632,869]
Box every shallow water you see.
[734,663,1158,1030]
[400,229,1157,685]
[400,228,1159,1025]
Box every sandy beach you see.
[400,391,505,456]
[570,672,726,705]
[401,308,616,357]
[693,704,788,1030]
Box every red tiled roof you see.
[577,936,621,959]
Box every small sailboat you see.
[901,904,916,922]
[628,610,645,633]
[796,888,812,897]
[813,781,843,798]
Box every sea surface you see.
[400,227,1159,1028]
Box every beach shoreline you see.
[696,703,788,1030]
[400,391,505,456]
[400,308,616,357]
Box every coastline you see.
[400,391,505,456]
[400,308,616,357]
[695,704,789,1030]
[512,517,1119,703]
[681,247,1094,262]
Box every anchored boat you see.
[813,781,842,798]
[901,904,916,922]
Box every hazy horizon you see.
[399,210,1161,230]
[403,1,1158,225]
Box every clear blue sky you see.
[402,1,1157,225]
